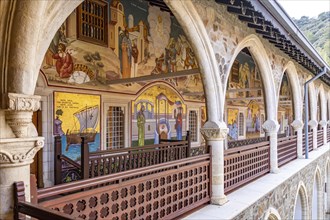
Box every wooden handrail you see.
[14,181,82,220]
[224,140,270,155]
[38,154,210,200]
[60,155,80,169]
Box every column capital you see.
[262,119,280,134]
[308,119,318,129]
[291,119,303,131]
[200,121,228,141]
[4,93,41,138]
[0,137,44,167]
[319,120,327,127]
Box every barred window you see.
[239,112,244,136]
[77,0,108,46]
[106,106,124,149]
[189,110,198,142]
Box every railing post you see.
[81,137,89,179]
[54,136,62,185]
[262,120,280,173]
[200,122,228,205]
[186,130,191,157]
[13,181,26,220]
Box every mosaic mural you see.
[41,0,204,101]
[131,84,186,146]
[54,92,101,161]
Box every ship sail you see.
[74,105,99,133]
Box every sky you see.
[277,0,330,19]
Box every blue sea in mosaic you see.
[61,134,100,161]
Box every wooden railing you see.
[277,135,297,167]
[224,140,270,193]
[14,181,79,220]
[302,131,313,155]
[328,126,330,142]
[55,134,197,184]
[17,153,211,220]
[317,129,324,148]
[227,136,267,148]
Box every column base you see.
[298,155,305,159]
[211,196,228,205]
[270,168,280,174]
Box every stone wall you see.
[232,150,330,220]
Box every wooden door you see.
[31,110,44,188]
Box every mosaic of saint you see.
[131,84,186,146]
[41,0,204,101]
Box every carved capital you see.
[319,120,327,127]
[200,121,228,141]
[262,120,280,133]
[7,93,41,111]
[5,111,33,138]
[291,120,303,130]
[0,137,44,167]
[328,120,330,125]
[308,120,318,129]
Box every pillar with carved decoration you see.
[262,120,280,173]
[200,121,228,205]
[309,119,318,150]
[319,120,327,146]
[291,120,304,158]
[0,93,44,219]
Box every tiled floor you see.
[184,144,330,219]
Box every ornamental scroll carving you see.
[7,93,41,111]
[291,120,303,131]
[262,120,280,133]
[0,138,44,165]
[200,121,228,140]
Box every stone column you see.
[0,93,44,219]
[308,120,318,150]
[319,120,327,146]
[262,120,280,173]
[200,121,228,205]
[291,120,304,159]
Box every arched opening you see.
[35,0,211,188]
[226,47,265,144]
[317,93,322,128]
[326,161,330,217]
[278,72,294,136]
[312,169,323,219]
[293,183,308,220]
[264,207,281,220]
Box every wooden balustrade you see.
[224,140,270,193]
[16,153,211,220]
[302,131,313,154]
[317,129,323,148]
[227,136,267,149]
[277,135,297,167]
[328,126,330,142]
[55,133,198,183]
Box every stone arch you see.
[293,181,309,220]
[165,0,224,123]
[281,61,302,122]
[5,0,83,95]
[264,207,281,220]
[326,157,330,213]
[225,34,276,122]
[312,166,323,220]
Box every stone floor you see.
[184,144,330,219]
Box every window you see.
[239,112,244,136]
[77,0,108,46]
[106,106,124,149]
[189,110,198,142]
